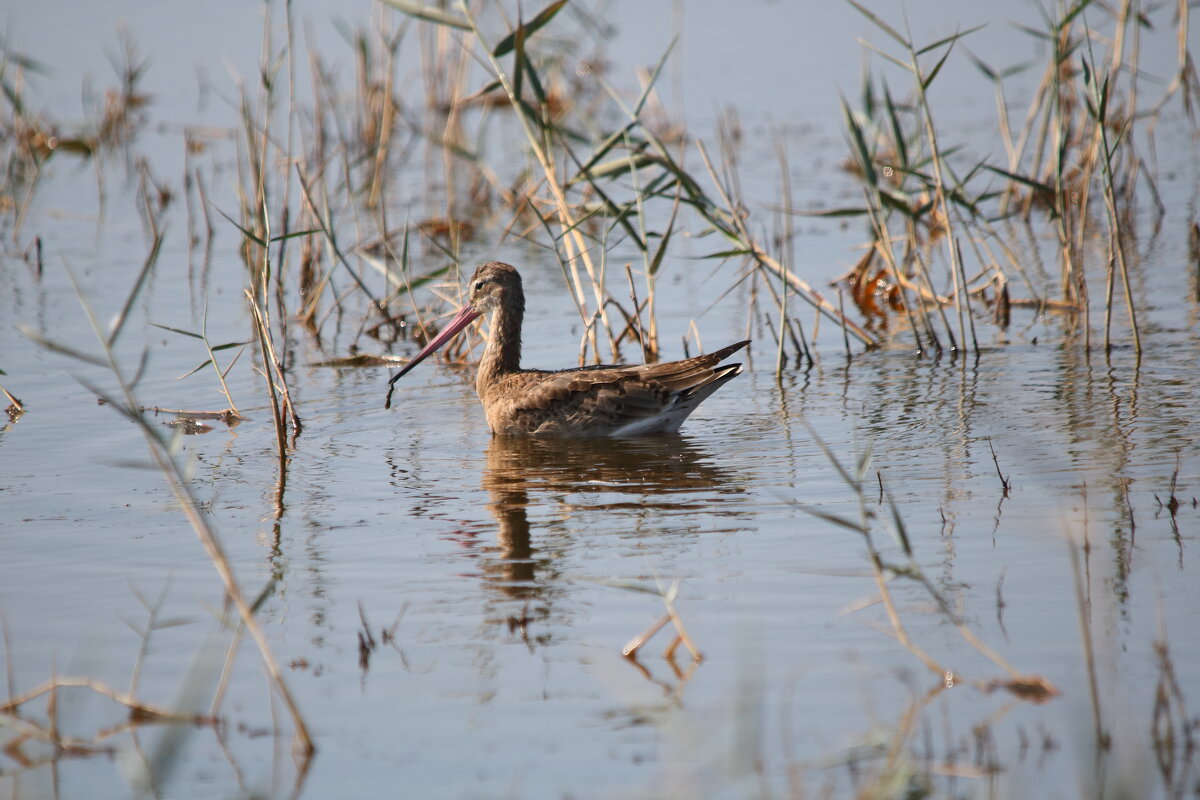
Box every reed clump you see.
[19,246,314,757]
[829,0,1197,357]
[368,0,876,370]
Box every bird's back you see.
[480,340,749,437]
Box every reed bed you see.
[7,0,1193,370]
[832,0,1197,357]
[1,0,1197,796]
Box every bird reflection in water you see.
[478,434,742,651]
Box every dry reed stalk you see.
[894,23,976,352]
[860,192,932,351]
[952,238,980,351]
[22,250,315,756]
[1079,24,1143,354]
[137,403,311,753]
[696,139,877,349]
[797,419,1058,702]
[771,130,815,368]
[622,613,670,658]
[0,382,24,415]
[622,262,650,360]
[152,305,250,422]
[1,676,216,730]
[623,131,666,359]
[126,580,171,697]
[1067,518,1109,752]
[908,234,960,350]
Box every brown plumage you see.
[385,262,749,437]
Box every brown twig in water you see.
[1067,517,1109,751]
[22,263,314,757]
[986,437,1011,497]
[610,578,702,663]
[623,613,670,658]
[1,676,217,730]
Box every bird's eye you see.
[473,280,485,292]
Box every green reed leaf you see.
[379,0,470,30]
[493,0,568,58]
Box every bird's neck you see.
[477,299,522,391]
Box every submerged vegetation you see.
[1,0,1198,796]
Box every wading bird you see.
[385,262,748,437]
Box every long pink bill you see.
[384,304,481,409]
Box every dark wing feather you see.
[483,340,749,436]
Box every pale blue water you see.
[1,2,1198,799]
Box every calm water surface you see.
[1,2,1198,799]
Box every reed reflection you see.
[478,434,742,643]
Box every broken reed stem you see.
[772,132,792,372]
[837,287,851,358]
[663,598,702,662]
[987,437,1011,494]
[774,261,788,377]
[617,579,702,662]
[623,613,670,657]
[1,676,216,730]
[0,382,25,413]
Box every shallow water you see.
[2,2,1199,799]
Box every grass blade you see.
[18,325,107,367]
[492,0,568,57]
[107,231,164,348]
[379,0,470,30]
[841,95,878,188]
[916,24,987,57]
[845,0,908,47]
[921,41,956,90]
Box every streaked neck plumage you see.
[476,286,523,397]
